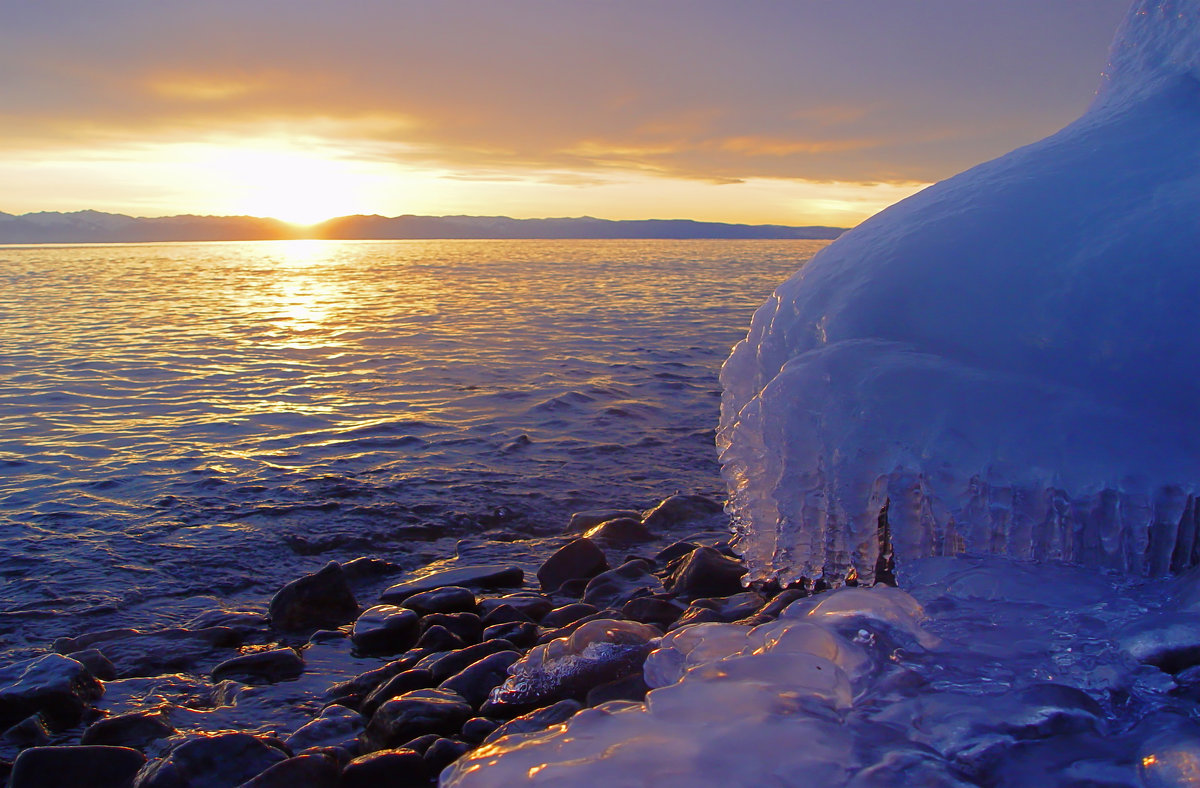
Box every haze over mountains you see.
[0,210,845,244]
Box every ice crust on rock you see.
[718,0,1200,587]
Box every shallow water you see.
[0,238,826,658]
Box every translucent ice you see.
[718,0,1200,587]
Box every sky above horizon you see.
[1,1,1131,227]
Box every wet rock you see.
[585,672,650,706]
[414,625,467,653]
[478,595,553,622]
[541,603,599,629]
[583,518,654,545]
[133,732,288,788]
[361,670,435,718]
[746,587,811,624]
[211,647,304,684]
[654,541,700,564]
[487,620,659,713]
[482,699,583,743]
[70,649,116,682]
[53,627,242,679]
[664,545,747,600]
[555,577,591,598]
[537,538,610,593]
[423,737,471,773]
[420,612,482,646]
[397,733,440,754]
[640,494,724,530]
[350,606,420,656]
[567,509,642,533]
[669,606,729,629]
[400,586,477,616]
[360,689,473,752]
[536,611,627,645]
[182,610,268,635]
[326,651,429,706]
[439,651,523,708]
[284,705,364,753]
[9,745,145,788]
[3,714,50,750]
[0,654,104,730]
[380,566,523,603]
[420,640,518,683]
[459,717,500,744]
[239,753,340,788]
[340,748,427,788]
[480,604,532,627]
[482,622,538,649]
[581,560,665,609]
[82,711,175,749]
[340,556,402,582]
[269,561,360,631]
[621,596,687,628]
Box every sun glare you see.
[204,145,376,225]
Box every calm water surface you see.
[0,239,825,657]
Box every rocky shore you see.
[0,493,822,788]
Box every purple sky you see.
[0,1,1133,225]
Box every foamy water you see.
[0,238,826,658]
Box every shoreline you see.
[0,492,781,787]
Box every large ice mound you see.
[718,0,1200,587]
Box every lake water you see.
[0,239,827,659]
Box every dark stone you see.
[82,712,175,749]
[360,689,473,752]
[585,672,650,706]
[70,649,116,682]
[555,577,591,598]
[396,734,440,754]
[669,606,730,630]
[380,566,523,604]
[419,613,482,646]
[1120,613,1200,673]
[478,595,553,622]
[748,588,811,623]
[211,647,304,684]
[350,606,421,656]
[239,753,340,788]
[684,591,766,623]
[480,604,531,627]
[537,538,610,593]
[269,561,360,631]
[326,651,429,706]
[621,596,687,628]
[361,670,436,718]
[0,654,104,730]
[183,610,268,635]
[340,556,402,582]
[3,714,50,749]
[423,737,471,773]
[459,717,500,744]
[654,541,699,564]
[540,603,599,629]
[132,732,287,788]
[9,745,145,788]
[400,587,477,616]
[53,627,242,680]
[420,640,518,683]
[284,705,364,753]
[536,612,627,646]
[581,560,665,609]
[583,518,654,545]
[482,700,583,744]
[665,546,747,600]
[438,651,523,708]
[340,749,427,788]
[566,509,641,533]
[482,622,538,649]
[414,625,467,653]
[640,494,724,530]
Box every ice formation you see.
[719,0,1200,586]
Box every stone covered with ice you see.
[718,0,1200,587]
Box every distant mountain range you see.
[0,210,845,244]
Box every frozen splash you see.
[718,0,1200,587]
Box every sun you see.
[205,144,373,225]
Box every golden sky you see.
[0,1,1130,227]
